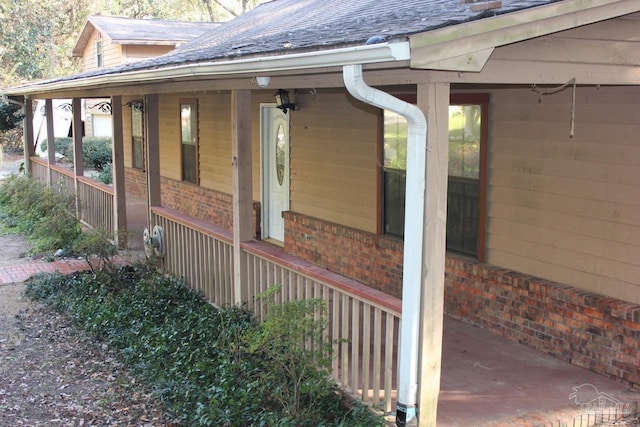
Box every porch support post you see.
[22,98,34,176]
[416,82,450,427]
[71,98,84,220]
[145,94,161,228]
[231,89,253,305]
[71,98,84,177]
[111,95,127,248]
[45,99,55,185]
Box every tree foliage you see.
[0,0,89,86]
[0,102,24,132]
[0,0,267,88]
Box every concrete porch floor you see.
[437,316,640,426]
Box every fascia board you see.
[4,42,411,97]
[410,0,640,70]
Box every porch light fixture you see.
[274,89,296,113]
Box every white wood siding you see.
[487,86,640,303]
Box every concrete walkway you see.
[1,256,638,426]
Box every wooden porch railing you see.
[29,157,115,235]
[151,206,400,414]
[152,207,235,306]
[49,163,75,195]
[30,157,49,183]
[77,176,114,234]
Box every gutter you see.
[5,42,410,96]
[343,64,426,426]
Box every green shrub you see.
[39,137,72,159]
[247,285,338,423]
[71,227,117,273]
[97,162,112,184]
[39,136,112,171]
[24,267,384,427]
[82,137,112,171]
[0,174,81,253]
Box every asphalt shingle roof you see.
[144,0,555,68]
[18,0,559,87]
[88,16,219,44]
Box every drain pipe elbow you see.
[343,64,426,132]
[343,63,427,426]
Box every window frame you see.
[179,98,199,185]
[131,104,144,170]
[449,93,488,262]
[96,39,103,68]
[380,92,488,262]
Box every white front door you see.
[261,106,289,242]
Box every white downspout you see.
[343,63,426,426]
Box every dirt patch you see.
[0,152,23,180]
[0,233,32,267]
[0,219,172,423]
[0,288,172,426]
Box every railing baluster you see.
[362,304,371,403]
[351,298,360,398]
[385,313,395,414]
[373,307,382,408]
[341,294,350,391]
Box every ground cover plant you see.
[24,265,385,427]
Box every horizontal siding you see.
[159,94,181,181]
[290,89,378,233]
[81,32,122,71]
[123,45,174,62]
[487,86,640,303]
[199,93,232,194]
[103,40,122,68]
[157,92,271,199]
[81,32,99,72]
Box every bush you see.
[39,136,112,171]
[39,137,72,159]
[1,127,24,154]
[83,137,112,171]
[0,174,80,253]
[24,267,385,427]
[97,162,112,184]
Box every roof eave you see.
[5,42,411,97]
[410,0,640,71]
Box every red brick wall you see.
[160,177,261,238]
[283,211,640,387]
[445,253,640,387]
[124,167,147,199]
[284,211,404,298]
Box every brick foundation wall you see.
[160,178,261,237]
[283,211,640,387]
[283,211,404,298]
[445,254,640,387]
[124,167,147,199]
